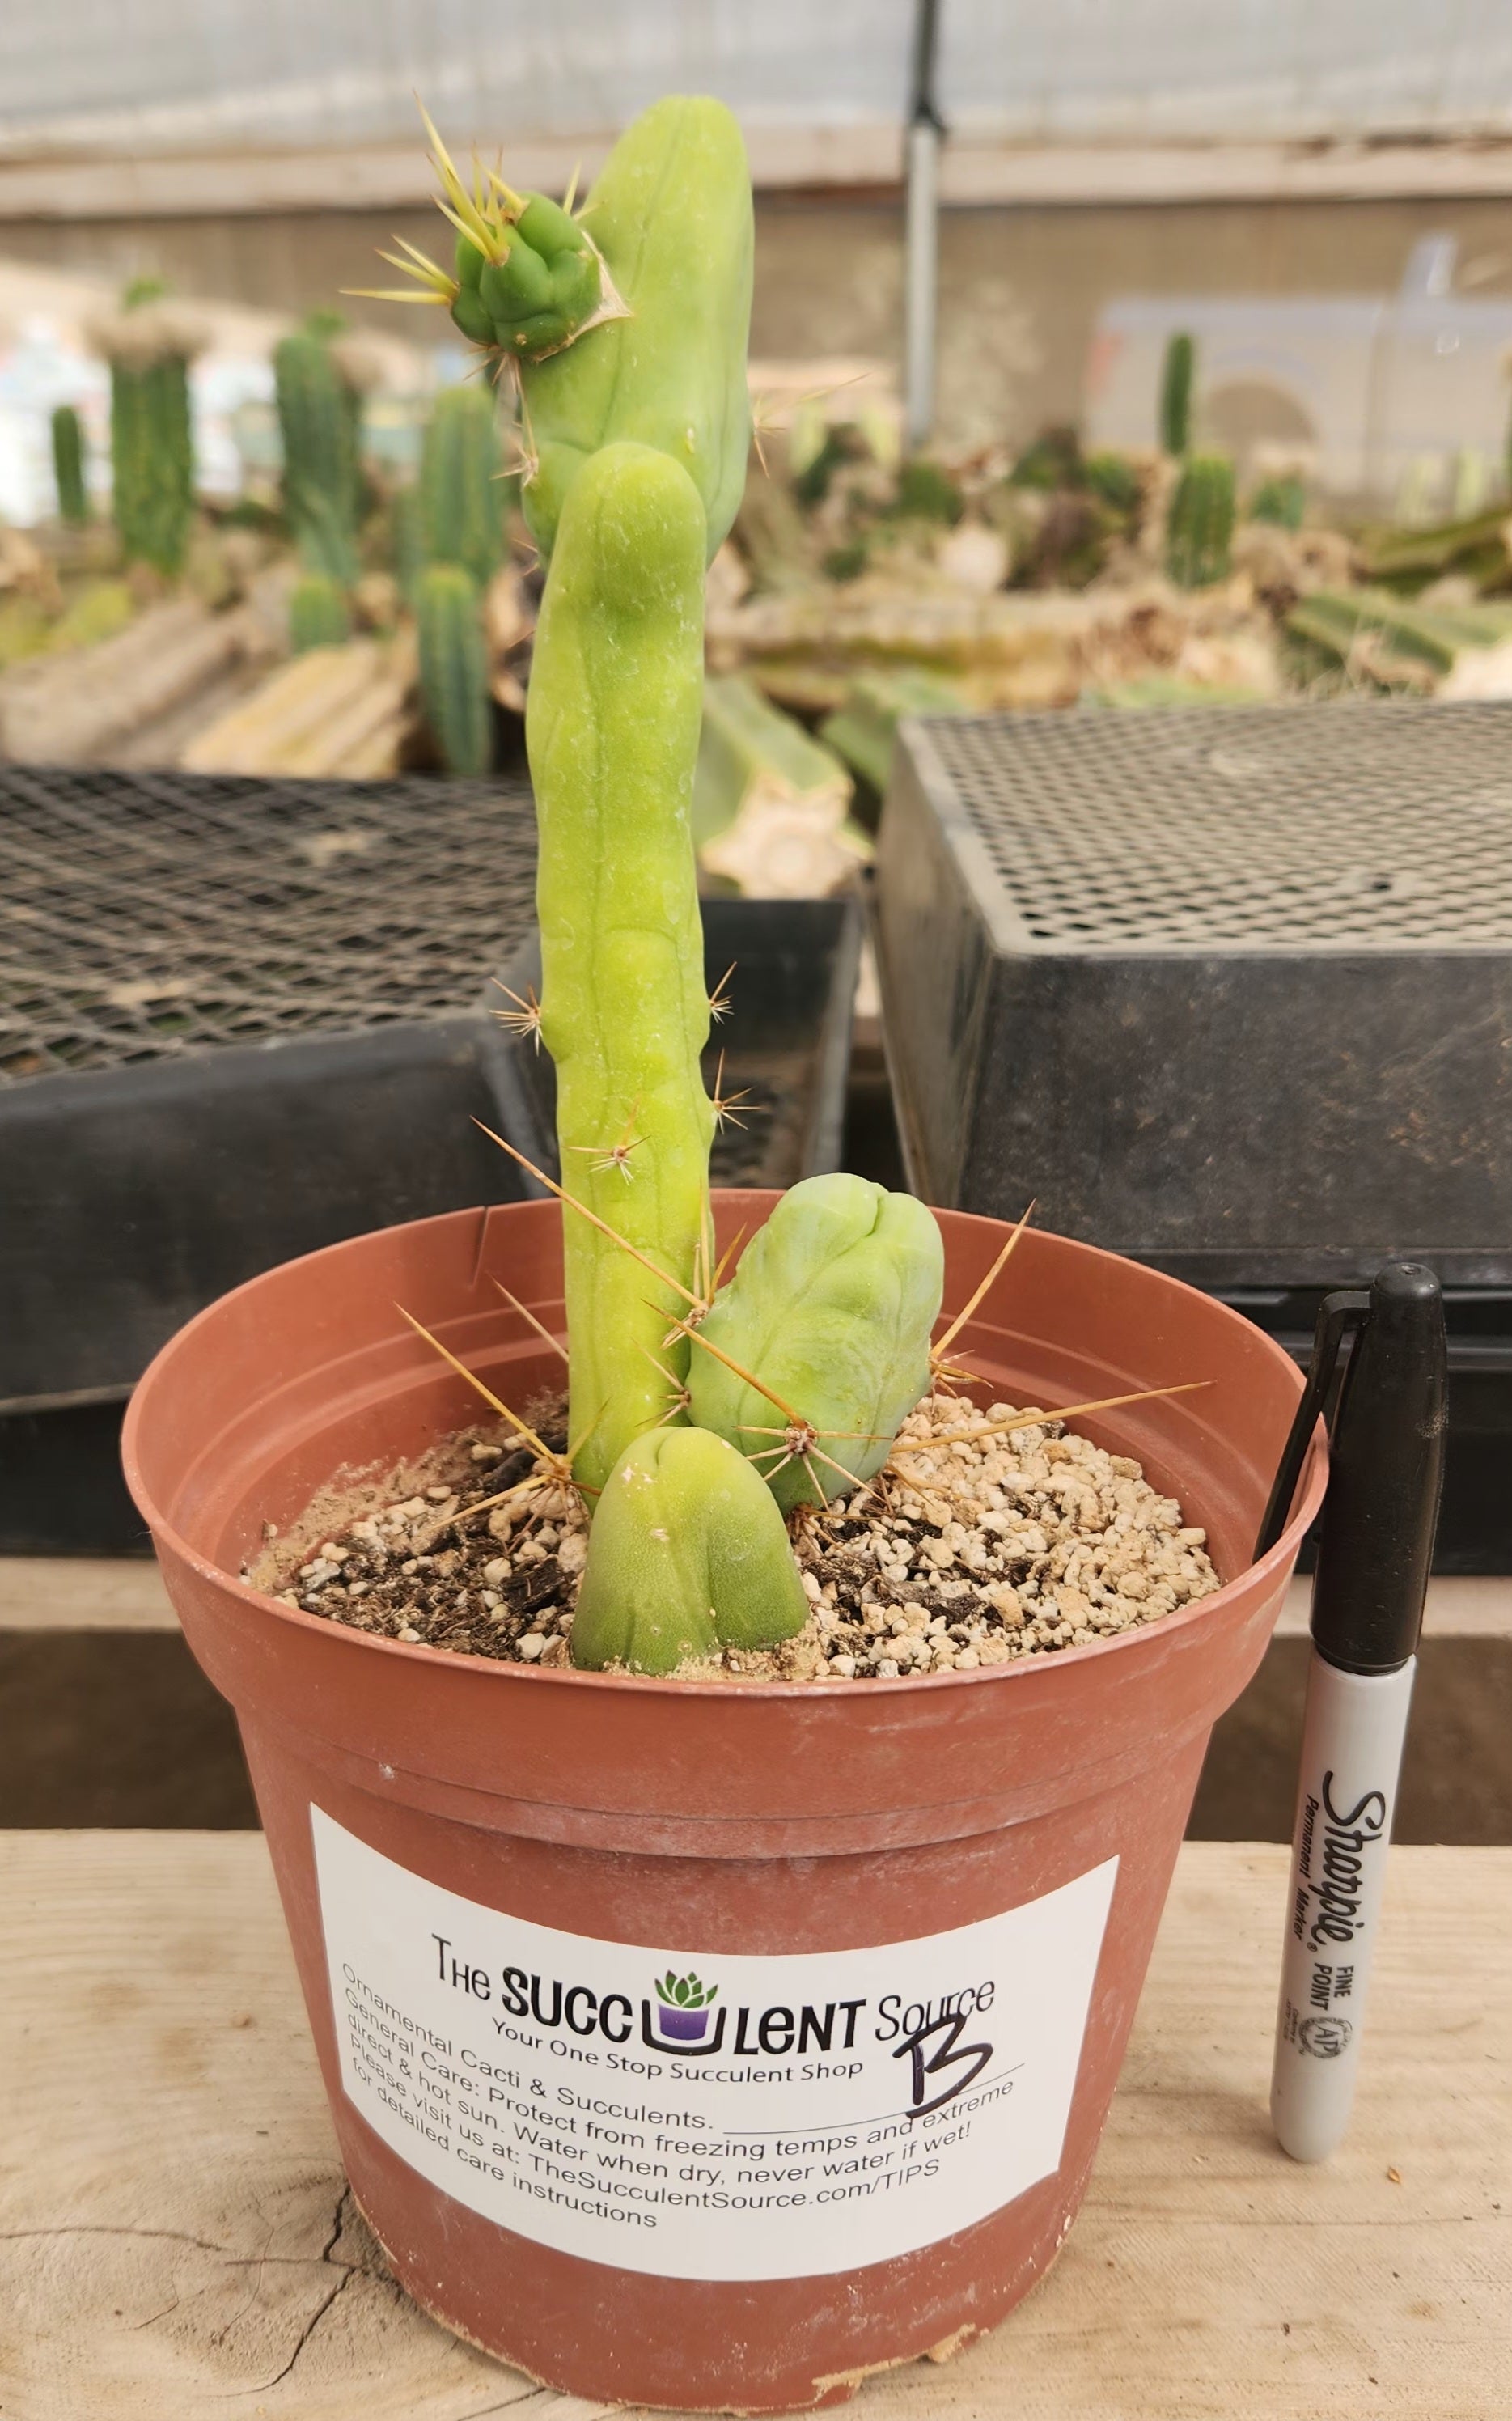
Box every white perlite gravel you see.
[265,1393,1220,1681]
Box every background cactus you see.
[420,383,505,589]
[1167,451,1236,588]
[288,572,352,654]
[274,314,362,584]
[417,562,492,773]
[527,439,715,1493]
[1250,472,1307,531]
[91,282,203,577]
[51,405,88,525]
[388,481,426,608]
[1159,329,1195,457]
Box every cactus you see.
[570,1428,808,1673]
[527,440,714,1493]
[51,405,88,524]
[687,1176,943,1514]
[1159,331,1195,457]
[88,284,204,576]
[421,384,504,588]
[389,483,426,607]
[288,573,352,653]
[417,562,492,773]
[1249,473,1306,531]
[274,316,362,583]
[377,98,944,1674]
[1166,452,1235,589]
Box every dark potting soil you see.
[253,1393,1221,1682]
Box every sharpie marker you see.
[1268,1262,1446,2164]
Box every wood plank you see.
[0,1558,174,1630]
[6,1558,1510,1640]
[1,1835,1506,2419]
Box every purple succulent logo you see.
[654,1969,718,2042]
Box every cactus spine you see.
[1159,330,1195,457]
[274,316,361,584]
[1167,452,1235,588]
[417,562,492,773]
[51,405,88,524]
[421,383,504,588]
[288,573,352,653]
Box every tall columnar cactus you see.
[1167,452,1236,589]
[421,384,505,589]
[417,562,492,773]
[375,97,936,1672]
[274,314,362,584]
[1159,330,1195,458]
[51,405,88,525]
[89,282,204,577]
[527,439,715,1493]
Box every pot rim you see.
[122,1197,1327,1707]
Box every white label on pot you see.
[311,1807,1116,2283]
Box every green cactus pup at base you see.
[51,405,88,524]
[421,384,505,590]
[570,1427,809,1673]
[688,1174,945,1515]
[417,563,492,774]
[527,439,715,1495]
[1159,330,1195,457]
[288,572,351,653]
[1167,452,1236,589]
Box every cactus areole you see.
[366,95,941,1671]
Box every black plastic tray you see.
[1,766,861,1552]
[875,702,1512,1571]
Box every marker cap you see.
[1311,1262,1447,1674]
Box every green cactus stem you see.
[51,405,88,524]
[421,384,504,589]
[288,572,352,653]
[570,1427,808,1673]
[417,562,492,773]
[1166,452,1235,589]
[527,439,715,1495]
[688,1174,944,1514]
[1159,331,1195,457]
[274,316,362,584]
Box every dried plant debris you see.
[260,1392,1219,1682]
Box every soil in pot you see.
[252,1388,1221,1681]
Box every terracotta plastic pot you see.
[123,1195,1324,2414]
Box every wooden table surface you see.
[2,1834,1507,2421]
